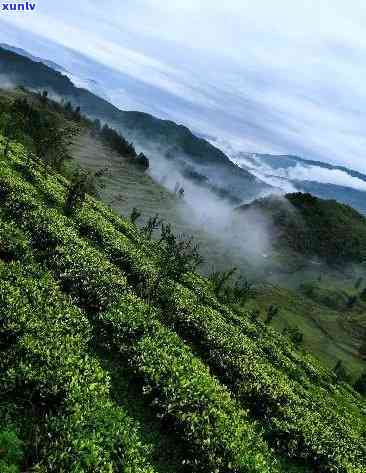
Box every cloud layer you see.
[235,153,366,194]
[1,1,366,172]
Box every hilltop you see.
[237,192,366,265]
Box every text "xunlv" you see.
[2,2,36,11]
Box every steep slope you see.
[244,282,366,381]
[1,86,364,386]
[1,128,366,471]
[0,46,270,203]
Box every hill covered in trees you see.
[238,192,366,265]
[0,89,366,473]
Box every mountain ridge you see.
[0,46,270,203]
[235,151,366,214]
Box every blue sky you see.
[0,0,365,172]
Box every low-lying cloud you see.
[235,152,366,194]
[280,164,366,192]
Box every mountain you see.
[237,192,366,264]
[0,42,68,73]
[1,112,365,472]
[0,46,270,203]
[235,152,366,214]
[0,43,111,100]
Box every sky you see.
[0,0,365,172]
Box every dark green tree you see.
[355,277,364,290]
[334,360,351,383]
[354,372,366,396]
[40,89,48,104]
[64,170,90,215]
[130,208,141,224]
[265,305,280,325]
[283,326,304,347]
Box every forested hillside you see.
[238,193,366,264]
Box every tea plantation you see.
[0,136,365,472]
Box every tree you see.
[37,125,78,170]
[94,118,102,132]
[333,360,351,383]
[355,277,364,290]
[142,214,162,240]
[265,305,280,325]
[148,224,203,301]
[209,268,252,306]
[283,326,304,348]
[40,89,48,104]
[64,170,90,215]
[358,340,366,360]
[346,295,358,309]
[74,106,81,121]
[0,111,25,158]
[136,152,149,170]
[64,101,73,116]
[130,208,141,224]
[354,372,366,396]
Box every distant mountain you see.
[237,192,366,264]
[0,46,270,203]
[235,152,366,214]
[0,43,68,73]
[0,43,110,100]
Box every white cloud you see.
[281,165,366,192]
[234,153,366,193]
[1,1,366,172]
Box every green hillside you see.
[0,95,366,472]
[244,282,366,381]
[238,193,366,265]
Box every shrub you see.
[283,327,304,348]
[0,262,155,473]
[209,267,252,305]
[354,372,366,396]
[0,430,23,473]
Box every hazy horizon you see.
[1,1,366,173]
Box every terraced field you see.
[1,135,365,472]
[71,131,366,382]
[71,131,265,277]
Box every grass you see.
[245,283,366,381]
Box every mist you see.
[0,75,18,89]
[117,135,277,279]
